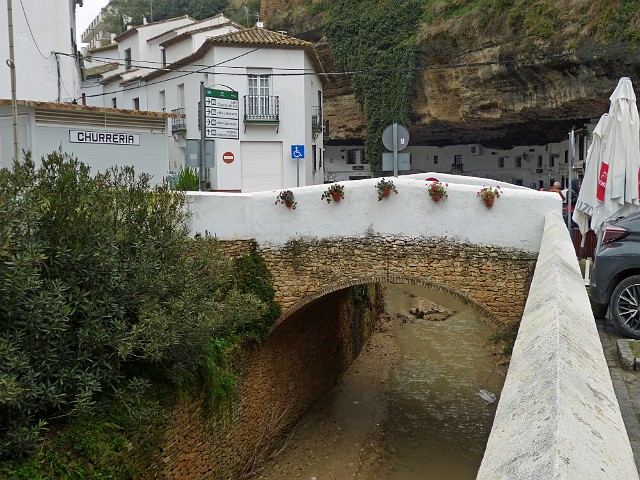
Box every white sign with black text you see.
[69,130,140,146]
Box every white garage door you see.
[241,142,283,192]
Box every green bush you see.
[170,167,200,191]
[0,152,266,459]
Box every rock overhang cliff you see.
[256,0,640,149]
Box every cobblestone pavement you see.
[596,315,640,471]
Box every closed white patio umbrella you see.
[576,77,640,234]
[574,113,607,236]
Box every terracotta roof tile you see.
[208,27,312,48]
[85,62,119,79]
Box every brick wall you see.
[151,285,380,479]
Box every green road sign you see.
[205,88,238,100]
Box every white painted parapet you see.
[478,212,639,479]
[187,175,560,253]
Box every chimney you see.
[110,33,116,42]
[143,17,147,25]
[127,25,133,30]
[256,21,264,28]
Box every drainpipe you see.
[6,0,19,162]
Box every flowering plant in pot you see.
[275,189,297,209]
[427,180,448,202]
[321,183,345,204]
[376,178,398,201]
[477,186,501,207]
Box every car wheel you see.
[611,275,640,339]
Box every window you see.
[132,97,140,110]
[161,48,167,67]
[498,157,504,168]
[124,48,132,70]
[537,155,543,168]
[360,150,368,164]
[514,179,523,186]
[515,156,521,168]
[248,74,271,116]
[346,150,357,164]
[565,150,568,163]
[159,90,166,111]
[548,155,555,168]
[312,146,317,171]
[539,180,545,190]
[177,83,185,108]
[433,155,438,164]
[453,155,462,166]
[111,97,117,108]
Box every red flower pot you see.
[329,191,342,202]
[285,200,294,208]
[484,197,495,208]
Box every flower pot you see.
[329,191,342,202]
[284,200,294,208]
[382,187,391,198]
[431,195,442,202]
[483,197,495,208]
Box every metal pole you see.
[199,81,206,191]
[296,152,300,187]
[567,128,575,230]
[7,0,19,162]
[393,123,398,177]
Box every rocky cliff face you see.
[261,2,640,148]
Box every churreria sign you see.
[69,130,140,146]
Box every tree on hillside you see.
[104,0,229,34]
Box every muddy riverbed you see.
[251,283,508,480]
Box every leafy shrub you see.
[170,167,200,191]
[0,152,266,458]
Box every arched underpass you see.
[252,281,509,479]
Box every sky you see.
[76,0,111,45]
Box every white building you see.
[0,100,173,183]
[84,19,326,192]
[324,129,590,191]
[0,0,83,103]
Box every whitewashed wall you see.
[0,0,79,103]
[187,175,560,252]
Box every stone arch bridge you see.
[189,174,556,325]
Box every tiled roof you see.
[0,99,182,118]
[87,43,117,54]
[115,15,194,42]
[85,62,119,79]
[142,27,326,83]
[207,27,312,48]
[159,22,242,48]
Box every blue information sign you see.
[291,145,305,159]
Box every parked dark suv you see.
[590,212,640,338]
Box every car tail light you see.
[602,225,629,244]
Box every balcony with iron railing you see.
[171,108,186,133]
[244,96,279,124]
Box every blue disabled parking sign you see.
[291,145,305,159]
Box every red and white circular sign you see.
[222,151,235,164]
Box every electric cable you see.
[18,0,52,59]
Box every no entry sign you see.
[222,151,235,164]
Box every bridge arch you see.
[271,273,497,333]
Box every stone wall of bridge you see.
[216,236,537,326]
[150,285,381,479]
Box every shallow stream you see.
[253,283,508,480]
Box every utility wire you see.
[61,40,637,102]
[18,0,51,59]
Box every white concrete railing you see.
[187,175,560,252]
[478,212,639,480]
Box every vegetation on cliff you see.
[325,0,421,175]
[0,152,279,475]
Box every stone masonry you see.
[253,235,537,327]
